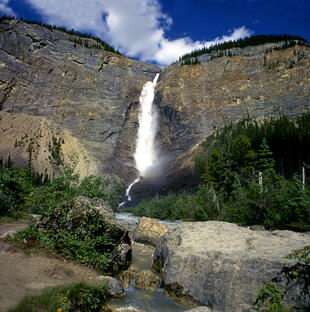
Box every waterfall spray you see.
[123,73,160,203]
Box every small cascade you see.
[122,73,160,203]
[125,178,140,201]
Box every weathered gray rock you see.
[112,243,132,269]
[152,221,310,311]
[135,269,159,290]
[118,264,137,288]
[71,195,115,221]
[97,276,125,297]
[0,230,17,239]
[132,217,171,246]
[36,195,118,231]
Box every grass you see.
[7,282,109,312]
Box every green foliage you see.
[196,114,310,180]
[179,34,309,63]
[135,194,177,219]
[13,197,123,273]
[201,149,226,191]
[8,282,109,312]
[0,160,121,221]
[254,246,310,311]
[283,246,310,303]
[254,282,289,312]
[180,57,200,65]
[48,136,64,166]
[0,165,36,218]
[134,114,310,231]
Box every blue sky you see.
[1,0,309,66]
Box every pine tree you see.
[257,138,275,173]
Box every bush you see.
[8,282,109,312]
[253,246,310,311]
[13,197,124,273]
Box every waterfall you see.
[123,73,160,203]
[134,73,160,177]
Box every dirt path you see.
[0,221,103,311]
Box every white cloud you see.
[0,0,16,16]
[24,0,252,66]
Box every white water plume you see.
[122,73,160,202]
[134,73,160,177]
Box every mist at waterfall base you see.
[120,73,170,206]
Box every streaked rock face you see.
[1,19,310,191]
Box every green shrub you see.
[13,198,123,273]
[253,282,289,312]
[253,246,310,311]
[8,282,109,312]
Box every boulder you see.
[0,230,17,239]
[68,195,115,221]
[118,264,137,288]
[135,269,159,290]
[152,221,310,311]
[113,243,132,269]
[97,276,125,298]
[132,217,171,246]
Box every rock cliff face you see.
[0,19,159,180]
[1,18,310,192]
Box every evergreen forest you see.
[135,113,310,231]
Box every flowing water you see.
[122,73,160,204]
[134,73,160,178]
[111,214,185,312]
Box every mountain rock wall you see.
[1,19,310,192]
[0,19,159,181]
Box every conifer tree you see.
[257,138,275,173]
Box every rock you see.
[118,264,137,288]
[112,243,132,269]
[152,221,310,311]
[0,230,17,239]
[132,217,171,246]
[97,276,126,298]
[135,269,159,290]
[184,307,213,312]
[70,195,115,221]
[249,225,265,231]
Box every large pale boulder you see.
[131,217,171,246]
[152,221,310,312]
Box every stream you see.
[109,213,186,312]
